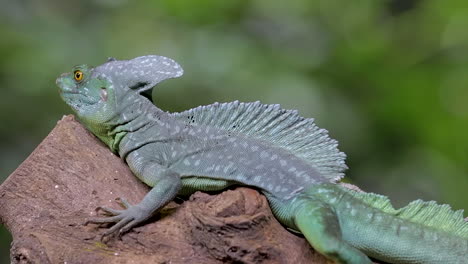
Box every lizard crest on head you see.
[56,55,184,124]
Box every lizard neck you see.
[114,95,173,159]
[81,91,171,155]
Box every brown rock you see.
[0,115,332,264]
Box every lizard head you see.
[57,63,118,126]
[57,55,184,126]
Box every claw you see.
[99,231,115,242]
[116,197,132,208]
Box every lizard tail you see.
[290,184,468,263]
[331,185,468,263]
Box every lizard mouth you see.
[60,90,100,107]
[60,90,79,95]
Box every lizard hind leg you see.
[293,198,372,264]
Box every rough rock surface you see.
[0,115,336,264]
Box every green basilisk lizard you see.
[56,55,468,264]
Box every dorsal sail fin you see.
[172,101,347,182]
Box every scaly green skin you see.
[297,184,467,263]
[57,55,468,264]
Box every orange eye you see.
[74,70,83,82]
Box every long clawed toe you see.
[97,206,123,216]
[102,217,131,236]
[84,197,140,240]
[85,215,123,225]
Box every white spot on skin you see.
[183,159,190,166]
[260,151,269,159]
[280,160,287,166]
[194,160,201,166]
[271,154,278,161]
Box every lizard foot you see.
[85,197,151,240]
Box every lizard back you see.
[173,101,347,180]
[164,101,347,199]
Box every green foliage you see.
[1,0,467,261]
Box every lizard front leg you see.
[86,163,181,237]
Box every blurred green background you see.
[1,0,467,262]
